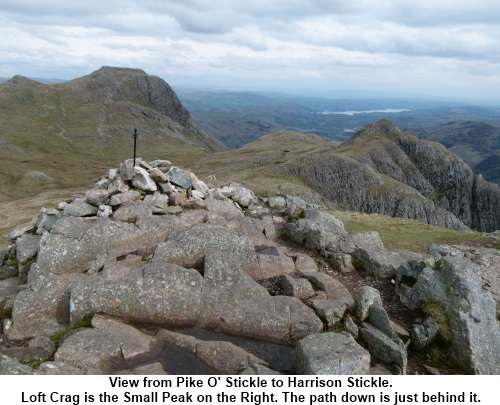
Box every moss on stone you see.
[423,301,451,342]
[0,302,12,320]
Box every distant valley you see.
[178,88,500,185]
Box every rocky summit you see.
[1,158,499,375]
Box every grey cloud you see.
[0,0,499,102]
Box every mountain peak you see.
[6,75,41,86]
[364,119,400,134]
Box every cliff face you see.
[66,67,193,129]
[417,120,500,185]
[287,120,500,232]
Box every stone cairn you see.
[1,158,499,375]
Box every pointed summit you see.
[6,75,41,87]
[355,119,401,138]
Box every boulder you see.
[95,178,111,190]
[352,248,424,279]
[143,192,169,214]
[158,182,175,194]
[367,304,398,341]
[284,210,353,255]
[190,174,209,194]
[312,296,353,329]
[16,234,40,266]
[397,256,500,374]
[267,196,286,209]
[5,336,56,364]
[54,315,153,374]
[85,189,110,206]
[300,272,354,305]
[355,286,383,322]
[285,195,309,215]
[109,190,141,206]
[350,231,384,251]
[108,176,129,194]
[70,263,204,327]
[0,354,36,375]
[16,234,41,282]
[119,159,135,181]
[113,202,152,223]
[36,208,61,234]
[132,167,157,192]
[63,198,98,217]
[254,249,295,280]
[170,191,188,206]
[167,167,193,190]
[329,252,354,273]
[149,159,172,169]
[149,167,168,183]
[429,244,500,308]
[296,332,370,374]
[205,194,244,220]
[153,224,258,274]
[9,219,36,241]
[101,255,144,281]
[69,225,322,343]
[7,269,86,340]
[293,254,318,273]
[156,329,271,374]
[360,323,407,374]
[36,217,175,275]
[221,184,259,208]
[279,275,315,300]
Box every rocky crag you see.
[1,158,499,374]
[286,120,500,232]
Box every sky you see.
[1,0,500,103]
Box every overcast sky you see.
[1,0,499,103]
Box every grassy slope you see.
[334,210,500,252]
[193,130,337,202]
[0,75,218,202]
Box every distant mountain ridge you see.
[0,67,220,200]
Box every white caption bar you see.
[1,375,498,405]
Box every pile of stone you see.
[1,158,499,375]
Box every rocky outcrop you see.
[1,157,499,375]
[286,120,500,232]
[284,209,424,279]
[295,332,370,375]
[397,256,500,374]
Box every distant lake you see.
[319,108,412,116]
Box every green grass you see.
[333,210,500,252]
